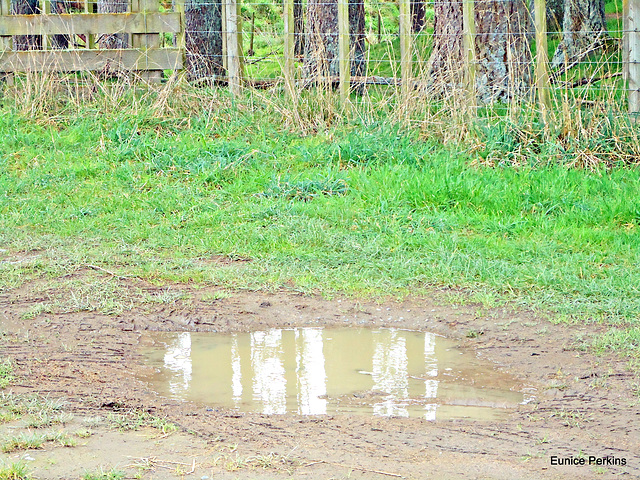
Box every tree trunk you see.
[304,0,366,78]
[97,0,129,49]
[551,0,606,68]
[11,0,41,51]
[547,0,564,31]
[529,0,564,32]
[51,0,70,49]
[427,0,463,85]
[294,0,304,56]
[349,0,366,76]
[184,0,225,80]
[428,0,532,103]
[411,0,426,33]
[476,0,531,102]
[529,0,564,31]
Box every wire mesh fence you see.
[0,0,635,114]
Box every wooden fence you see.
[0,0,183,81]
[1,0,639,116]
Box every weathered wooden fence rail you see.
[0,0,183,80]
[0,0,639,116]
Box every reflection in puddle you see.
[140,328,532,420]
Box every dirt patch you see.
[0,275,638,479]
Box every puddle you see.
[139,328,532,421]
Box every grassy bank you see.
[0,80,639,362]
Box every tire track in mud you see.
[0,277,638,479]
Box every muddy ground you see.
[0,269,638,479]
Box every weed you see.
[1,432,45,453]
[536,435,550,445]
[20,304,53,320]
[144,288,189,305]
[82,468,125,480]
[466,330,484,339]
[0,361,14,389]
[74,428,92,438]
[261,175,348,201]
[24,412,73,429]
[107,411,178,435]
[201,291,231,302]
[145,416,178,435]
[549,409,591,428]
[0,394,65,417]
[81,416,105,428]
[107,413,145,431]
[0,461,31,480]
[44,431,76,447]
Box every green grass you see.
[82,468,125,480]
[0,361,14,389]
[0,461,31,480]
[0,95,638,363]
[1,431,76,453]
[106,412,178,434]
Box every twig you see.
[303,459,404,478]
[246,51,275,65]
[82,263,123,278]
[567,71,622,88]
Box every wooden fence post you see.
[398,0,411,95]
[337,0,349,103]
[131,0,162,82]
[174,0,186,68]
[225,0,242,95]
[221,0,227,71]
[624,0,629,86]
[84,0,96,49]
[462,0,476,100]
[41,0,50,50]
[628,0,640,113]
[534,0,551,122]
[283,0,295,97]
[236,0,244,78]
[0,0,11,52]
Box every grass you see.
[0,88,638,363]
[82,468,125,480]
[1,431,76,453]
[0,0,638,365]
[0,361,14,389]
[0,461,31,480]
[107,412,178,435]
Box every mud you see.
[0,272,639,479]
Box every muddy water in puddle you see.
[139,328,532,420]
